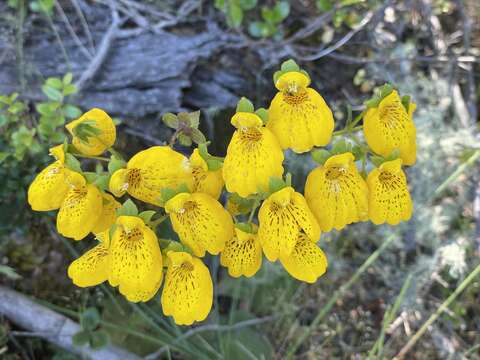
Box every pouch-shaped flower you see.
[258,186,320,261]
[367,158,413,225]
[223,112,284,198]
[363,90,416,165]
[220,225,262,278]
[161,251,213,325]
[56,172,103,240]
[108,216,163,302]
[109,146,193,205]
[28,145,70,211]
[190,148,224,199]
[279,233,328,283]
[165,192,233,257]
[305,152,368,232]
[66,108,116,156]
[268,71,334,153]
[67,242,109,287]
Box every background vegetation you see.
[0,0,479,359]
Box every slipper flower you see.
[279,233,328,283]
[220,224,262,278]
[161,251,213,325]
[363,90,416,165]
[28,145,71,211]
[66,108,116,156]
[268,71,334,153]
[165,192,233,257]
[109,146,193,206]
[258,186,320,261]
[223,112,284,197]
[67,241,109,287]
[305,152,368,232]
[108,216,163,302]
[56,172,103,240]
[91,193,121,234]
[367,158,413,225]
[190,148,224,199]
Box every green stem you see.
[332,125,363,137]
[394,262,480,359]
[285,234,397,360]
[74,154,110,161]
[247,199,260,223]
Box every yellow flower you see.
[223,112,284,197]
[363,90,416,165]
[258,186,320,261]
[56,172,103,240]
[367,158,413,225]
[279,233,328,283]
[220,225,262,278]
[190,148,224,199]
[268,71,334,153]
[305,152,368,232]
[109,146,193,206]
[161,251,213,325]
[28,145,70,211]
[67,242,109,287]
[165,192,233,257]
[91,193,121,234]
[108,216,163,302]
[66,108,116,156]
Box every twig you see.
[75,0,120,92]
[69,0,96,54]
[394,263,480,359]
[144,316,276,360]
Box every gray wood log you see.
[0,285,141,360]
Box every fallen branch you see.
[0,286,141,360]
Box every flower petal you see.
[166,193,233,257]
[91,193,121,234]
[28,162,71,211]
[161,252,213,325]
[190,149,224,199]
[279,233,328,283]
[67,243,109,287]
[220,226,262,278]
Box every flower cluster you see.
[28,59,417,325]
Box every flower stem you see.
[394,262,480,359]
[332,125,363,137]
[74,154,110,161]
[248,199,260,223]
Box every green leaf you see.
[316,0,332,11]
[46,78,63,90]
[191,128,206,144]
[116,199,139,217]
[352,145,364,161]
[178,133,193,147]
[248,21,271,38]
[188,110,201,129]
[239,0,257,10]
[80,308,100,331]
[0,152,10,163]
[386,148,400,161]
[93,175,110,191]
[162,113,179,129]
[65,154,82,173]
[311,149,331,165]
[206,158,223,171]
[72,330,91,347]
[63,73,73,85]
[236,97,254,113]
[271,1,290,23]
[42,85,63,102]
[214,0,225,10]
[269,177,286,194]
[62,104,82,119]
[255,108,268,124]
[36,102,56,116]
[108,155,126,174]
[331,140,349,154]
[401,95,411,112]
[371,155,385,167]
[280,59,300,73]
[83,172,97,184]
[90,330,109,350]
[227,3,243,28]
[63,84,77,96]
[235,222,257,234]
[138,210,156,224]
[0,265,21,280]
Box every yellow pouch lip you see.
[231,112,263,129]
[269,186,294,206]
[164,192,192,213]
[116,215,145,231]
[379,158,403,173]
[167,251,193,266]
[275,71,311,92]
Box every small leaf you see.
[46,78,63,90]
[248,21,270,38]
[269,177,286,194]
[316,0,332,11]
[311,149,331,165]
[236,97,254,113]
[63,104,82,119]
[162,113,179,129]
[191,128,206,144]
[93,175,110,191]
[280,59,300,73]
[271,1,290,23]
[42,85,63,102]
[235,222,257,234]
[72,330,91,346]
[138,210,156,224]
[371,155,385,167]
[63,73,73,85]
[80,308,101,331]
[401,95,411,112]
[178,133,193,146]
[227,3,243,28]
[188,111,201,129]
[206,158,223,171]
[331,140,348,154]
[386,148,400,161]
[239,0,257,10]
[116,199,139,217]
[63,84,77,96]
[108,155,126,174]
[65,154,82,173]
[90,330,110,350]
